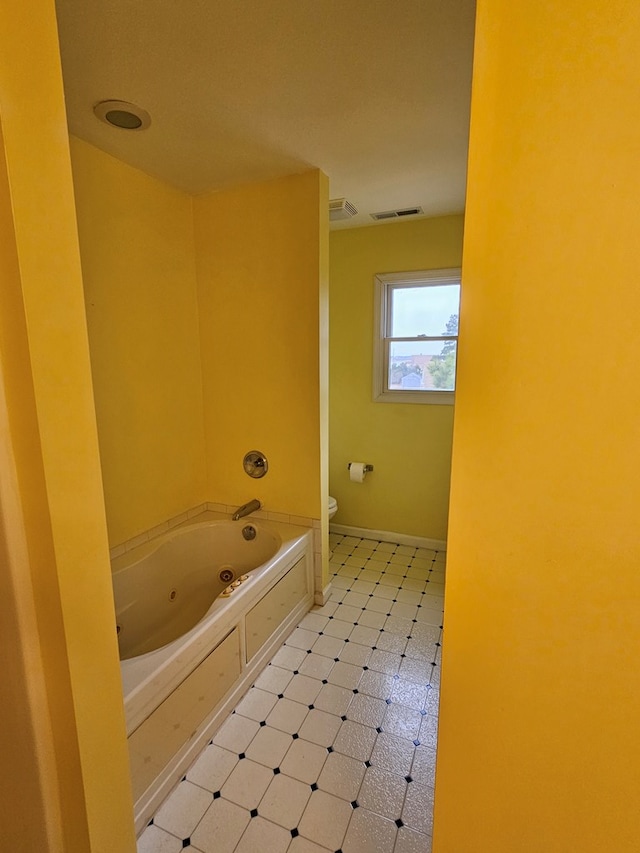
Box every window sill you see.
[373,390,455,405]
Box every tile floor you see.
[137,532,445,853]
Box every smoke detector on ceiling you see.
[329,198,358,221]
[370,206,424,221]
[93,100,151,130]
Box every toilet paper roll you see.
[349,462,367,483]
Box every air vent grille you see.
[370,206,424,221]
[329,198,358,221]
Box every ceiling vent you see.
[329,198,358,221]
[370,206,424,221]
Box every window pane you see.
[390,284,460,338]
[388,340,457,391]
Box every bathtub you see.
[112,512,313,833]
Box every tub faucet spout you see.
[232,499,262,521]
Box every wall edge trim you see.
[329,523,447,551]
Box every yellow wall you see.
[70,137,207,547]
[0,1,135,850]
[434,1,640,850]
[329,216,464,540]
[194,171,328,521]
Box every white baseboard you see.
[329,523,446,552]
[314,582,332,606]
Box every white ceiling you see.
[55,0,476,230]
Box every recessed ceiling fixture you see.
[329,198,358,221]
[93,100,151,131]
[370,206,424,221]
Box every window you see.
[373,268,461,404]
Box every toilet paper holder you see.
[347,462,374,472]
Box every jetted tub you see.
[112,512,313,833]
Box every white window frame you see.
[373,268,461,405]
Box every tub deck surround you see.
[137,532,445,853]
[115,513,315,832]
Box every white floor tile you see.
[349,624,381,648]
[186,743,238,792]
[411,746,437,787]
[368,649,403,675]
[313,682,354,716]
[346,693,387,728]
[298,612,330,633]
[280,737,328,784]
[333,603,363,624]
[402,780,435,835]
[284,673,323,706]
[189,798,250,853]
[153,781,212,838]
[327,660,363,690]
[298,652,335,680]
[244,725,292,769]
[342,807,398,853]
[137,824,183,853]
[212,714,260,754]
[322,618,354,640]
[317,750,366,801]
[234,816,291,853]
[370,732,415,776]
[220,759,273,810]
[288,838,332,853]
[258,772,311,829]
[395,825,433,853]
[338,641,372,667]
[253,664,294,695]
[298,789,353,851]
[358,766,407,819]
[266,697,309,734]
[311,634,345,659]
[358,670,395,700]
[390,679,429,712]
[383,703,422,740]
[235,687,278,722]
[375,632,408,655]
[358,609,387,630]
[383,616,414,637]
[271,644,307,671]
[333,720,377,761]
[343,591,370,608]
[298,708,342,747]
[418,714,439,749]
[286,628,321,650]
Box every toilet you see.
[328,495,338,521]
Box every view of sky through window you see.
[390,284,460,356]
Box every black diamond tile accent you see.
[412,619,418,623]
[260,720,267,726]
[417,604,422,609]
[376,727,382,733]
[322,679,328,684]
[436,641,441,647]
[353,622,358,626]
[386,613,392,617]
[291,828,299,838]
[307,649,312,654]
[341,715,347,721]
[344,638,350,643]
[413,739,421,746]
[352,689,359,694]
[431,661,437,666]
[328,616,334,620]
[395,819,404,828]
[293,670,299,675]
[385,698,392,705]
[277,693,284,699]
[393,674,400,680]
[327,746,334,753]
[401,653,406,658]
[292,733,299,740]
[365,760,371,767]
[405,775,413,783]
[308,704,315,710]
[351,800,359,809]
[213,791,221,799]
[181,774,187,781]
[147,818,154,826]
[250,808,258,818]
[238,752,246,760]
[319,631,324,635]
[420,709,427,716]
[363,666,368,671]
[392,599,397,603]
[273,767,281,775]
[182,840,191,849]
[334,658,340,662]
[311,782,319,791]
